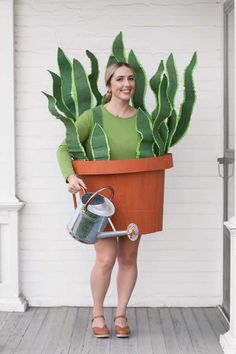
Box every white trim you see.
[0,294,28,312]
[221,218,236,351]
[0,201,25,212]
[0,0,17,201]
[225,216,236,230]
[221,330,236,354]
[27,297,222,308]
[0,0,27,312]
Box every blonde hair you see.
[104,62,135,103]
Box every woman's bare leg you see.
[90,237,117,327]
[115,235,141,327]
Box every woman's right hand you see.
[67,174,87,194]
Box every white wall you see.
[15,0,224,306]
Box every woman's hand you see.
[67,174,87,194]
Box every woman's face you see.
[107,66,135,102]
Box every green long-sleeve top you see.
[57,105,140,181]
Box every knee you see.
[96,256,116,274]
[117,254,137,269]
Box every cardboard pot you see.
[72,154,173,235]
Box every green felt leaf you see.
[106,55,118,69]
[92,106,103,126]
[112,32,126,62]
[153,130,164,156]
[170,52,197,147]
[152,74,172,155]
[57,48,76,117]
[165,109,178,153]
[86,50,103,106]
[128,50,147,112]
[166,53,178,106]
[136,108,155,158]
[153,74,172,128]
[101,95,107,105]
[42,92,86,160]
[73,58,93,116]
[48,71,75,120]
[90,123,110,160]
[150,60,164,120]
[159,121,169,152]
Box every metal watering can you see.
[67,186,139,244]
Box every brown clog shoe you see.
[91,315,110,338]
[114,315,131,338]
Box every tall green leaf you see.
[90,123,110,160]
[153,74,172,155]
[153,74,172,128]
[57,48,76,117]
[165,109,178,153]
[159,121,169,152]
[73,58,93,116]
[166,53,178,106]
[106,55,118,69]
[170,52,197,146]
[128,50,147,112]
[150,60,164,120]
[112,32,126,62]
[86,50,103,106]
[136,108,155,158]
[153,130,164,156]
[48,71,75,120]
[92,106,103,126]
[42,92,86,160]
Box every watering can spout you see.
[97,223,139,241]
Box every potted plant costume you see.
[43,32,197,234]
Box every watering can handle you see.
[72,186,114,210]
[84,186,114,211]
[72,187,86,209]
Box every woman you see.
[57,62,141,338]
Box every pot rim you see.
[72,153,173,175]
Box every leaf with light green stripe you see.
[128,50,147,112]
[106,55,118,69]
[170,52,197,146]
[57,48,76,117]
[165,109,178,153]
[73,58,93,116]
[153,74,172,155]
[86,50,103,106]
[112,32,126,62]
[42,92,86,160]
[90,123,110,160]
[135,108,155,158]
[153,130,165,156]
[166,53,178,106]
[153,74,172,128]
[159,121,169,152]
[48,71,75,120]
[150,60,164,120]
[92,106,103,126]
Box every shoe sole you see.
[116,334,130,338]
[94,334,110,338]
